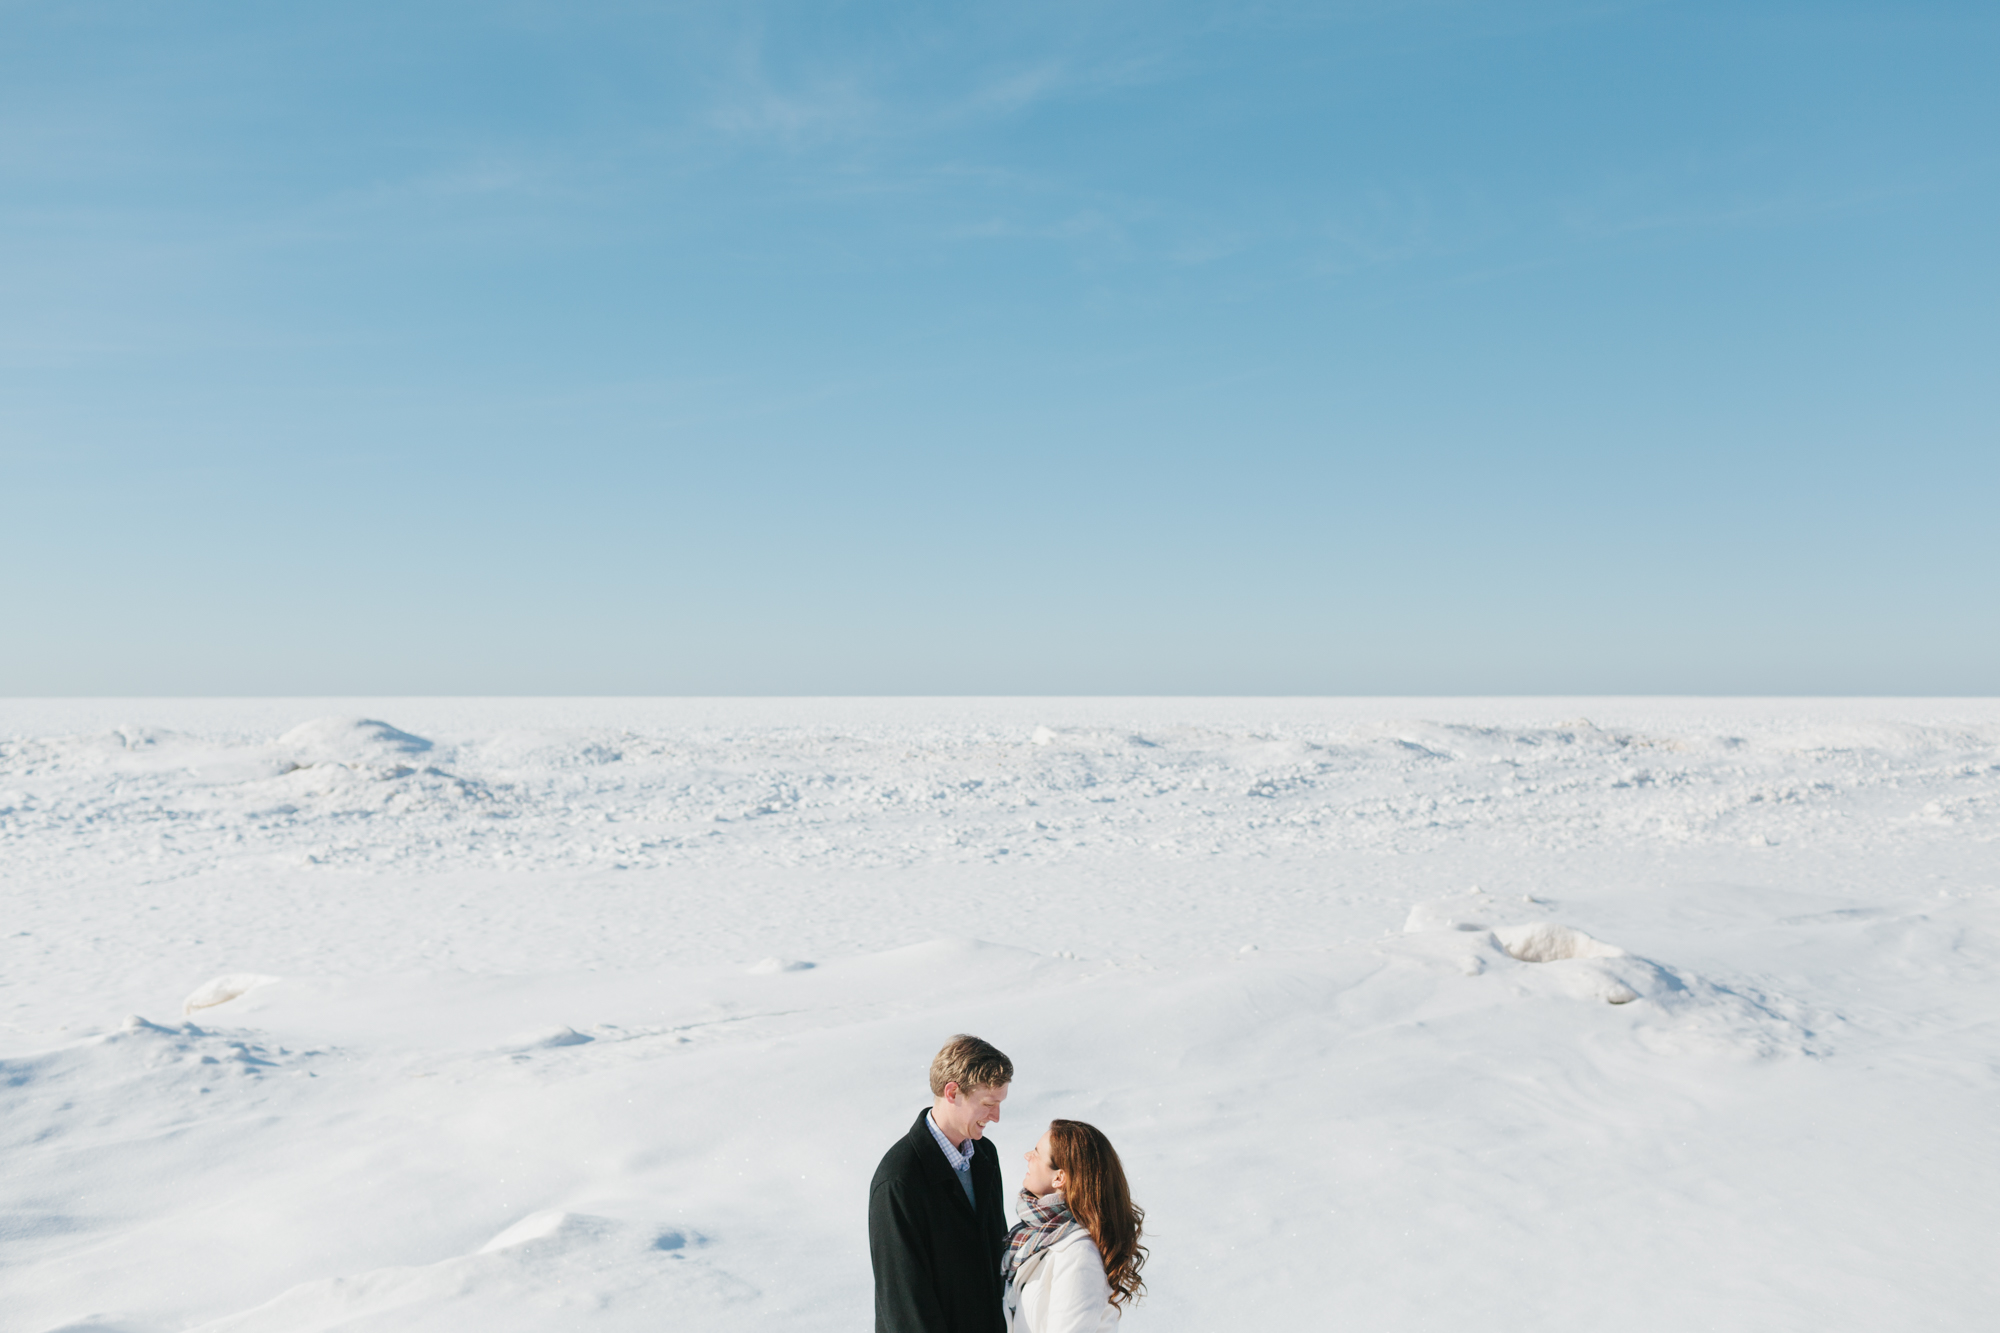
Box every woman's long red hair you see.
[1049,1119,1147,1308]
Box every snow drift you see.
[1,697,1994,1332]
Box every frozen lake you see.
[3,698,1996,1331]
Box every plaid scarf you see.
[1002,1189,1077,1284]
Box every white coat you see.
[1003,1225,1121,1333]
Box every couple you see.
[869,1035,1146,1333]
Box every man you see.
[869,1034,1014,1333]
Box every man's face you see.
[937,1080,1010,1142]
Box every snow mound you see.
[1493,922,1626,963]
[1404,894,1496,933]
[502,1024,593,1051]
[479,1209,573,1252]
[1399,903,1644,1004]
[748,957,815,974]
[476,1210,691,1255]
[183,974,281,1016]
[188,1212,748,1333]
[2,1019,301,1194]
[276,718,433,767]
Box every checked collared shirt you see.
[925,1111,978,1207]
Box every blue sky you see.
[3,1,1995,694]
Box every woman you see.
[1002,1119,1147,1333]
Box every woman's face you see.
[1022,1128,1064,1198]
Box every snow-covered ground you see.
[3,697,1997,1332]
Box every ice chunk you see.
[480,1210,571,1252]
[183,974,281,1016]
[1493,923,1625,963]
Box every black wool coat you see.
[869,1110,1009,1333]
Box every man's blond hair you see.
[929,1034,1014,1096]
